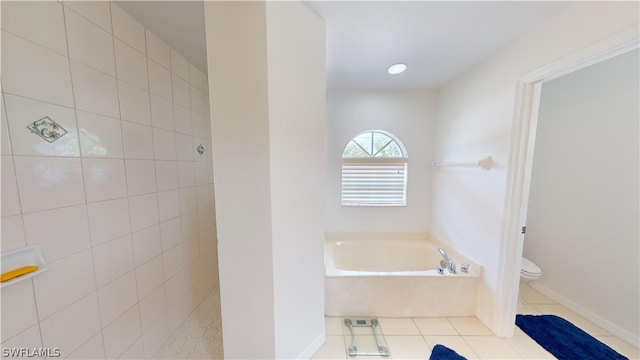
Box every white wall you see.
[1,1,218,358]
[205,2,326,358]
[430,1,639,332]
[524,49,639,342]
[326,90,435,233]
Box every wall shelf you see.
[432,156,493,170]
[1,245,49,288]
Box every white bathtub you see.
[325,233,480,317]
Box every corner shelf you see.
[1,245,49,288]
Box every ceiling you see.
[117,1,572,90]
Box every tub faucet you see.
[437,248,456,274]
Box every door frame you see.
[495,25,639,337]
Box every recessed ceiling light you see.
[387,63,407,75]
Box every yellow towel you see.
[1,265,39,282]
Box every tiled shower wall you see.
[1,1,218,358]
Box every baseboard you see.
[297,332,326,360]
[530,282,639,348]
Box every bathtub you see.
[325,233,480,317]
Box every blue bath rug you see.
[428,344,467,360]
[515,314,628,360]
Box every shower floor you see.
[153,288,224,359]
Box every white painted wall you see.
[205,2,326,358]
[525,49,639,342]
[430,1,639,332]
[266,2,327,358]
[326,90,435,233]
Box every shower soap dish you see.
[1,245,48,288]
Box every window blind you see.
[341,161,407,206]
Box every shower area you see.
[0,1,222,358]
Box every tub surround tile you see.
[122,122,154,160]
[128,193,159,231]
[158,189,181,222]
[66,332,106,360]
[172,75,191,109]
[1,30,75,108]
[77,110,124,158]
[120,337,145,360]
[189,64,208,93]
[162,244,184,280]
[148,61,173,101]
[153,128,177,160]
[155,160,179,191]
[23,204,91,262]
[1,215,27,252]
[1,324,44,359]
[13,156,86,214]
[139,284,167,332]
[82,158,128,202]
[181,211,198,240]
[142,315,169,358]
[1,1,67,56]
[173,104,192,135]
[160,217,183,251]
[125,159,157,196]
[170,49,190,81]
[136,256,165,300]
[1,94,12,155]
[177,161,196,187]
[146,30,171,69]
[150,94,175,131]
[65,8,116,76]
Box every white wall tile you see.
[172,75,191,108]
[114,39,149,90]
[194,162,209,185]
[1,155,21,216]
[1,215,26,252]
[177,161,195,187]
[119,337,144,360]
[4,94,80,157]
[190,86,206,116]
[1,1,67,55]
[1,94,12,155]
[63,1,112,33]
[83,158,127,202]
[66,332,106,360]
[131,225,161,267]
[98,271,138,326]
[163,270,186,306]
[155,160,179,192]
[141,315,168,358]
[181,211,198,240]
[0,279,39,340]
[33,250,96,319]
[1,324,44,357]
[77,110,124,158]
[170,49,189,81]
[13,156,85,213]
[188,64,207,92]
[118,81,151,126]
[175,134,194,161]
[1,30,74,108]
[65,8,115,76]
[145,30,170,69]
[162,242,183,279]
[111,3,145,54]
[198,206,212,232]
[148,60,173,101]
[153,128,176,160]
[196,184,209,209]
[23,204,91,262]
[122,121,154,159]
[138,284,166,332]
[128,193,159,231]
[179,187,196,215]
[102,304,141,359]
[71,60,120,118]
[158,189,180,222]
[173,104,192,135]
[125,159,156,195]
[160,217,182,251]
[87,198,131,246]
[92,234,134,288]
[150,94,174,131]
[192,113,208,141]
[135,255,164,300]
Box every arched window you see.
[341,130,408,206]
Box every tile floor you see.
[312,284,640,360]
[153,284,639,359]
[153,289,224,359]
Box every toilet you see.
[520,257,542,282]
